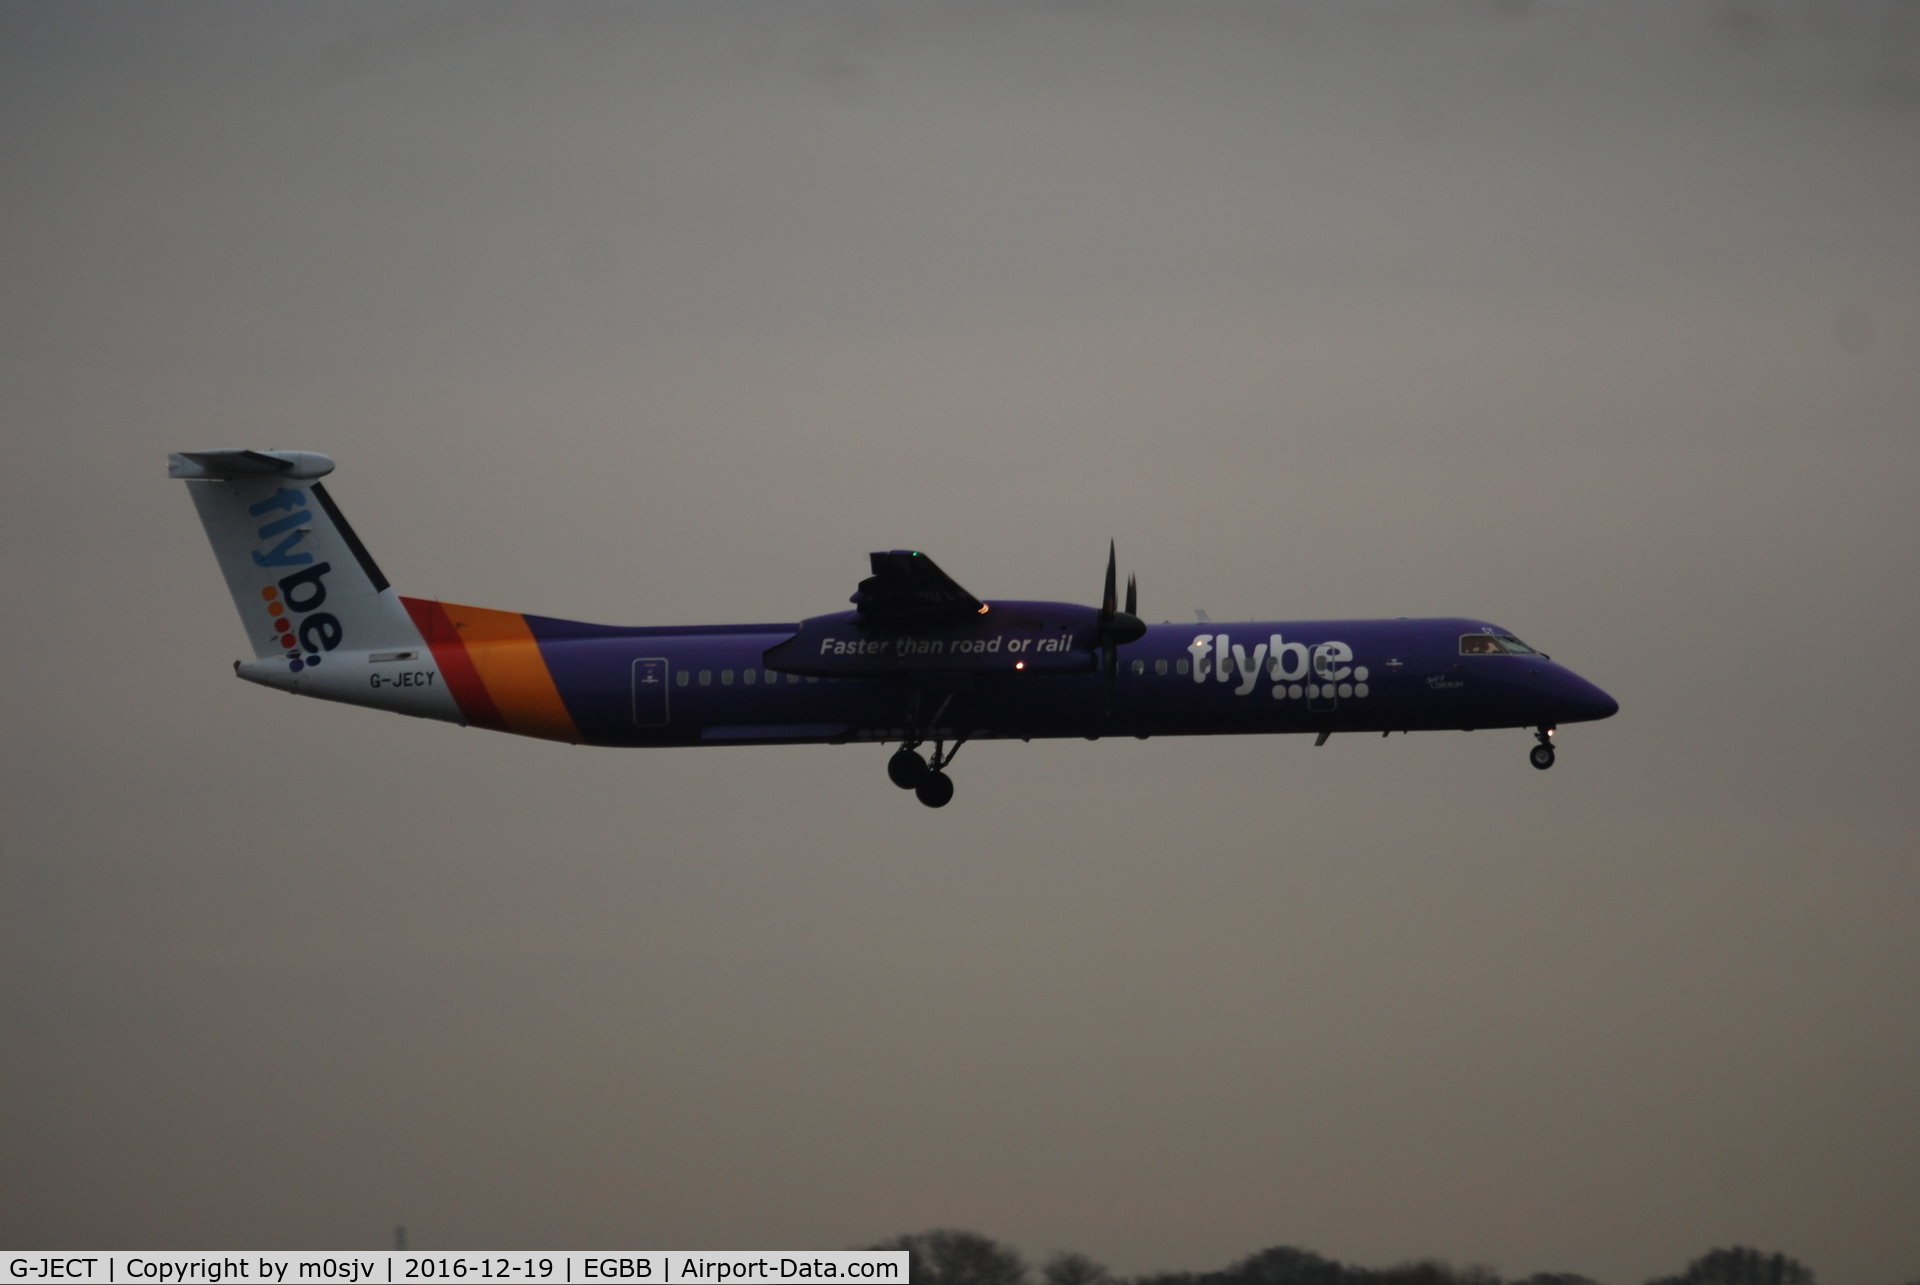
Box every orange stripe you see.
[434,602,581,744]
[401,597,508,732]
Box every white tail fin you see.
[171,450,422,673]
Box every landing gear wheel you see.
[915,772,955,808]
[1529,743,1556,771]
[888,748,930,789]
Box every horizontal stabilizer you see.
[168,449,335,480]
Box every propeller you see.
[1097,540,1147,714]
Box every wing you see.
[850,550,984,626]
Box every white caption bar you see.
[7,1257,907,1285]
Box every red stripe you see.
[402,597,508,732]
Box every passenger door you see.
[632,657,670,727]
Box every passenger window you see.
[1497,634,1537,655]
[806,676,818,684]
[743,669,756,685]
[721,669,734,685]
[1155,658,1168,675]
[1459,634,1508,655]
[787,672,799,684]
[1176,659,1190,674]
[1131,659,1145,676]
[699,670,713,685]
[676,670,690,687]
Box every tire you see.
[915,772,955,808]
[1529,744,1556,771]
[888,748,929,789]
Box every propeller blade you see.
[1100,544,1140,718]
[1102,540,1118,618]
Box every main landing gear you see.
[888,688,968,807]
[888,741,963,808]
[1529,726,1556,771]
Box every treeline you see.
[869,1230,1915,1285]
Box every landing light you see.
[1015,661,1025,670]
[978,604,989,614]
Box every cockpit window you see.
[1459,633,1539,656]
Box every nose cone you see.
[1548,668,1619,724]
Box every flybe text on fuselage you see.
[1188,633,1369,699]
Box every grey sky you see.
[2,2,1917,1281]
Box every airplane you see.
[171,448,1619,808]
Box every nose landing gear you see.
[1529,726,1556,770]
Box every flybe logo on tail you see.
[248,487,316,567]
[243,486,343,673]
[260,564,341,674]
